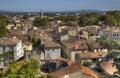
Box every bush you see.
[83,61,92,67]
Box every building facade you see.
[0,37,23,67]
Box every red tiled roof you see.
[99,59,117,75]
[54,57,98,78]
[80,65,98,78]
[56,57,75,66]
[52,63,81,78]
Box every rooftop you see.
[62,38,89,50]
[52,58,98,78]
[103,27,120,33]
[99,59,117,75]
[23,41,32,46]
[44,41,61,48]
[0,37,21,46]
[56,57,75,66]
[79,51,108,59]
[8,29,23,37]
[52,63,81,78]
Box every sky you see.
[0,0,120,12]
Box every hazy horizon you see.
[0,0,120,12]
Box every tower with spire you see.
[40,9,44,18]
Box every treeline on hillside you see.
[33,11,120,27]
[79,11,120,27]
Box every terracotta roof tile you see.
[99,59,117,75]
[80,65,98,78]
[52,63,81,78]
[53,58,98,78]
[79,51,108,59]
[56,57,75,66]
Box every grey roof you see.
[0,37,21,46]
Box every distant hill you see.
[0,9,106,14]
[0,10,28,14]
[62,9,106,13]
[0,10,13,14]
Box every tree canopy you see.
[0,20,7,38]
[55,15,78,22]
[0,59,54,78]
[32,36,40,48]
[1,59,40,78]
[22,15,29,20]
[96,36,119,51]
[33,17,49,27]
[78,11,120,27]
[78,12,101,26]
[0,15,10,25]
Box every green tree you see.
[33,17,49,27]
[78,15,88,26]
[0,15,7,19]
[3,59,40,78]
[78,12,101,26]
[22,15,29,20]
[55,15,78,22]
[98,15,108,26]
[0,15,10,25]
[38,74,54,78]
[32,37,40,48]
[104,11,120,27]
[0,20,7,37]
[96,36,119,51]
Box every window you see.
[117,34,119,36]
[29,54,31,59]
[52,49,54,52]
[3,47,5,52]
[113,34,116,36]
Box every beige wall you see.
[23,44,32,50]
[68,29,77,37]
[60,35,69,41]
[62,70,93,78]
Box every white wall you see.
[98,30,120,40]
[0,44,21,66]
[45,48,61,60]
[15,41,23,60]
[71,51,83,61]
